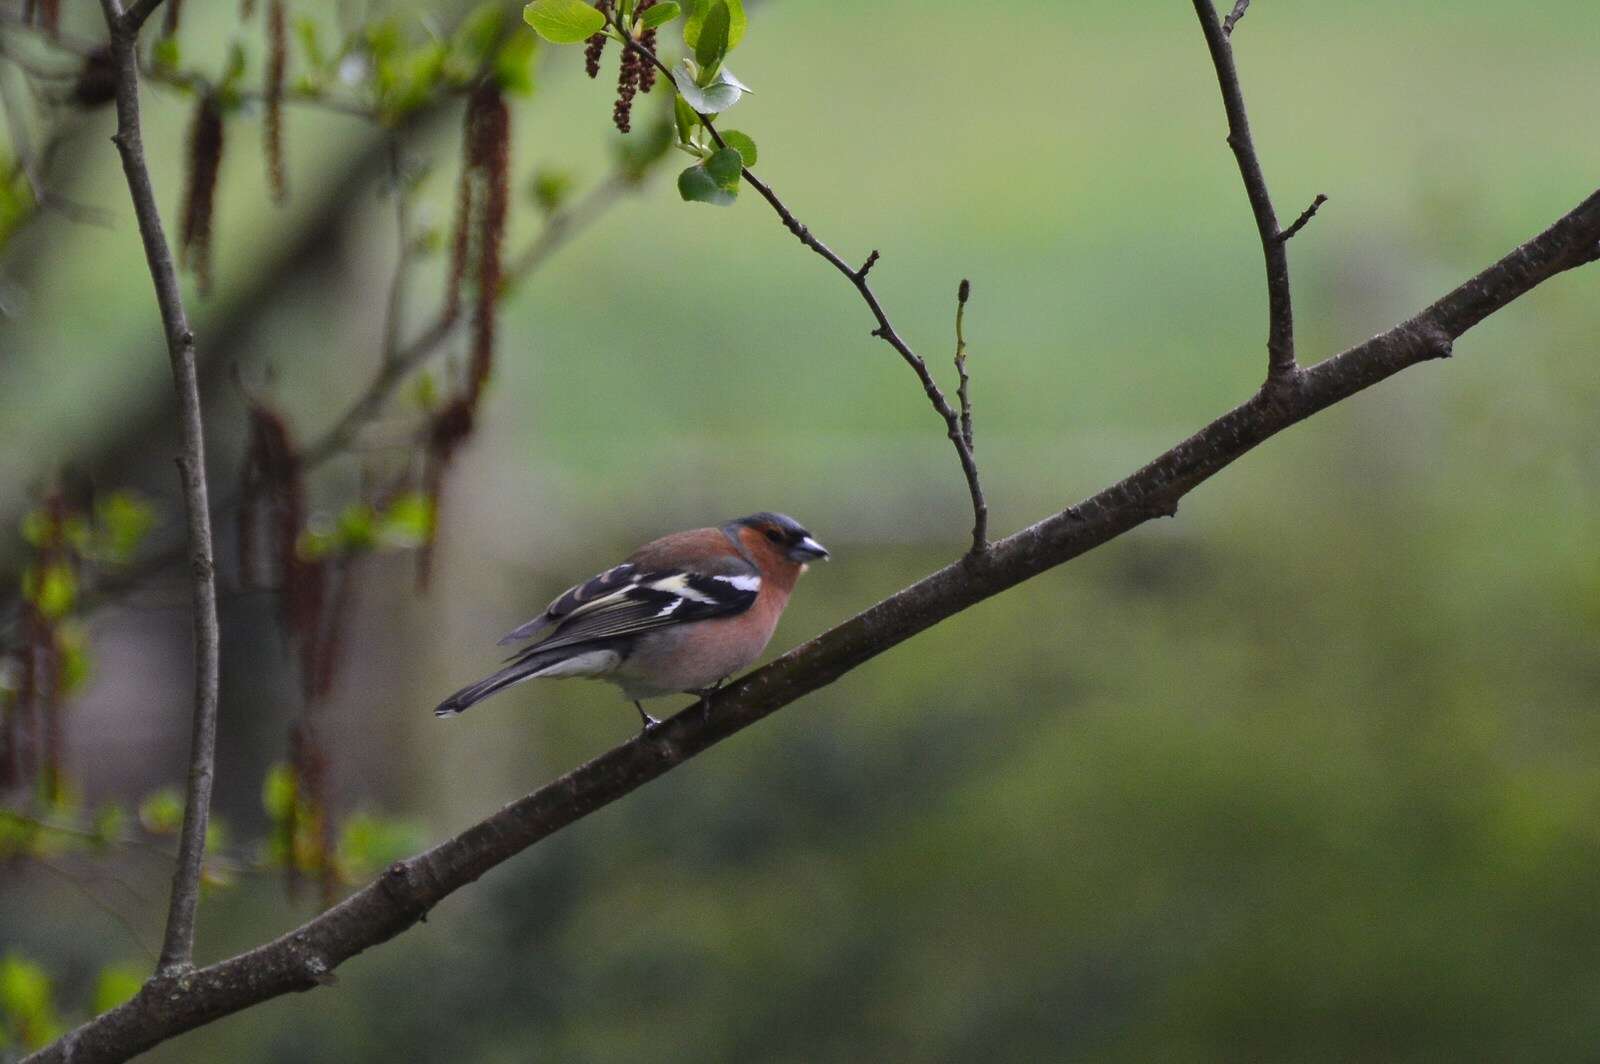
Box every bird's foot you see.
[633,700,662,733]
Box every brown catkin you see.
[163,0,183,35]
[466,83,508,406]
[71,47,117,109]
[613,38,640,132]
[265,0,288,202]
[635,0,658,92]
[179,95,224,295]
[583,0,611,77]
[442,136,475,327]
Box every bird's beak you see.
[788,535,830,562]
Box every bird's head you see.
[727,511,829,569]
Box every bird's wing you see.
[497,562,640,645]
[499,567,761,656]
[498,526,756,648]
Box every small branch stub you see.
[1275,193,1328,244]
[1222,0,1250,34]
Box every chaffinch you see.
[434,512,829,727]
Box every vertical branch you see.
[97,0,221,977]
[953,278,974,453]
[1191,0,1308,385]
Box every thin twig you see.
[1192,0,1300,384]
[379,138,411,368]
[32,856,161,962]
[620,25,990,554]
[1275,192,1327,244]
[301,167,643,468]
[953,279,974,452]
[1222,0,1250,35]
[97,0,221,978]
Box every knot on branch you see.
[855,249,880,280]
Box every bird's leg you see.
[691,677,728,715]
[633,700,661,732]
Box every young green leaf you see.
[720,129,757,166]
[138,789,184,834]
[677,146,742,206]
[693,1,729,72]
[683,0,743,50]
[678,163,734,206]
[640,1,680,29]
[494,27,539,94]
[673,91,699,144]
[522,0,607,44]
[93,966,144,1015]
[674,61,749,113]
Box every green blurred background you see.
[2,0,1598,1059]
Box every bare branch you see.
[1275,192,1328,244]
[1192,0,1302,383]
[618,26,990,555]
[954,279,974,452]
[96,0,221,978]
[301,167,643,469]
[26,178,1600,1064]
[1222,0,1250,35]
[120,0,167,33]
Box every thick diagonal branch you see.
[97,0,220,978]
[28,181,1600,1064]
[1193,0,1305,383]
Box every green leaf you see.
[673,91,699,145]
[522,0,607,44]
[296,527,337,562]
[138,789,184,835]
[220,41,248,91]
[377,493,434,549]
[677,146,741,206]
[693,0,729,72]
[152,34,181,74]
[262,762,296,822]
[19,509,48,547]
[336,811,428,879]
[56,626,89,696]
[530,168,573,213]
[412,371,439,411]
[720,128,757,166]
[494,28,539,95]
[0,955,61,1050]
[337,503,378,553]
[683,0,743,50]
[640,1,680,30]
[453,2,505,62]
[94,490,156,564]
[22,563,76,621]
[93,965,144,1015]
[92,803,125,847]
[674,61,749,113]
[296,16,327,69]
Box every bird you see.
[434,512,828,727]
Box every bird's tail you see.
[434,648,564,718]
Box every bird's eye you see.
[764,528,783,543]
